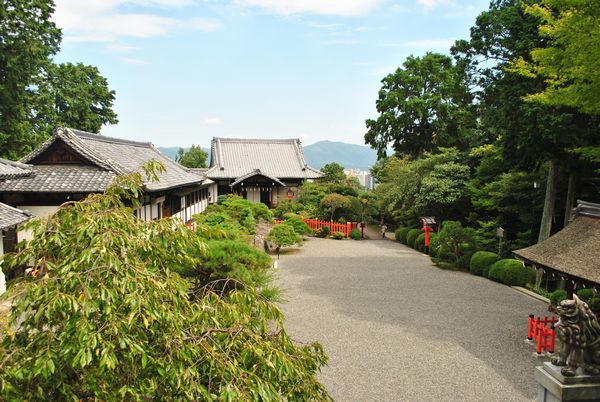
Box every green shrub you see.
[252,202,273,221]
[198,240,276,298]
[267,223,302,249]
[414,233,426,251]
[470,251,501,277]
[283,212,302,221]
[273,199,303,218]
[588,298,600,315]
[406,229,421,248]
[488,259,533,286]
[457,251,475,271]
[549,289,567,306]
[330,231,345,240]
[314,226,330,238]
[428,233,440,256]
[394,227,405,241]
[349,228,361,240]
[576,289,595,302]
[436,221,476,263]
[285,218,312,236]
[396,227,412,244]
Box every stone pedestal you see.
[536,362,600,402]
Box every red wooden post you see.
[527,314,534,340]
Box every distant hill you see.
[302,140,378,171]
[159,141,379,171]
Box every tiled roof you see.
[0,165,116,193]
[21,127,203,191]
[206,137,324,180]
[0,203,31,230]
[513,211,600,285]
[230,169,286,187]
[0,158,33,179]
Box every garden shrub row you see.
[488,259,534,287]
[470,251,500,277]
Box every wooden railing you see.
[274,218,357,237]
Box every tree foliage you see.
[365,52,476,158]
[176,145,208,168]
[0,0,117,159]
[509,0,600,115]
[0,172,330,400]
[321,162,346,183]
[320,193,352,221]
[267,224,302,249]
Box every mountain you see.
[159,141,379,171]
[302,140,378,171]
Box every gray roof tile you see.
[0,165,116,193]
[207,137,324,180]
[21,128,203,192]
[0,158,33,179]
[0,203,31,230]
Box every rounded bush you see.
[349,228,361,240]
[488,259,533,287]
[549,289,567,306]
[330,231,345,240]
[406,229,422,249]
[470,251,500,277]
[395,227,405,241]
[576,288,595,302]
[315,226,330,238]
[397,227,412,244]
[588,298,600,315]
[414,233,426,251]
[285,217,312,236]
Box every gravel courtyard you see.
[277,237,549,402]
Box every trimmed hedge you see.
[395,227,405,242]
[414,233,426,251]
[457,251,475,271]
[406,229,421,249]
[488,259,533,287]
[549,289,567,306]
[349,228,361,240]
[470,251,501,277]
[396,227,412,244]
[576,289,595,302]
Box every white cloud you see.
[53,0,222,43]
[119,57,150,65]
[236,0,380,16]
[204,118,221,126]
[416,0,453,10]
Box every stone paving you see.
[276,237,550,401]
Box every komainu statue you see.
[552,295,600,376]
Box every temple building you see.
[205,137,324,207]
[0,127,212,236]
[513,200,600,294]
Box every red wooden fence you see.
[527,314,557,354]
[274,218,357,237]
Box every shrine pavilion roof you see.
[513,201,600,285]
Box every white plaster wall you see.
[0,231,4,295]
[17,205,59,242]
[245,188,261,203]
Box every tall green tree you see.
[321,162,346,183]
[365,52,476,158]
[453,0,599,241]
[0,1,118,159]
[176,145,208,168]
[0,0,61,158]
[35,62,118,134]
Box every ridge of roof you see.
[230,169,286,187]
[70,128,153,147]
[212,137,301,143]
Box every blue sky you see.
[53,0,489,148]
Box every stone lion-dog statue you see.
[552,295,600,377]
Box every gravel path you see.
[277,237,550,401]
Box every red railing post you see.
[527,314,534,340]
